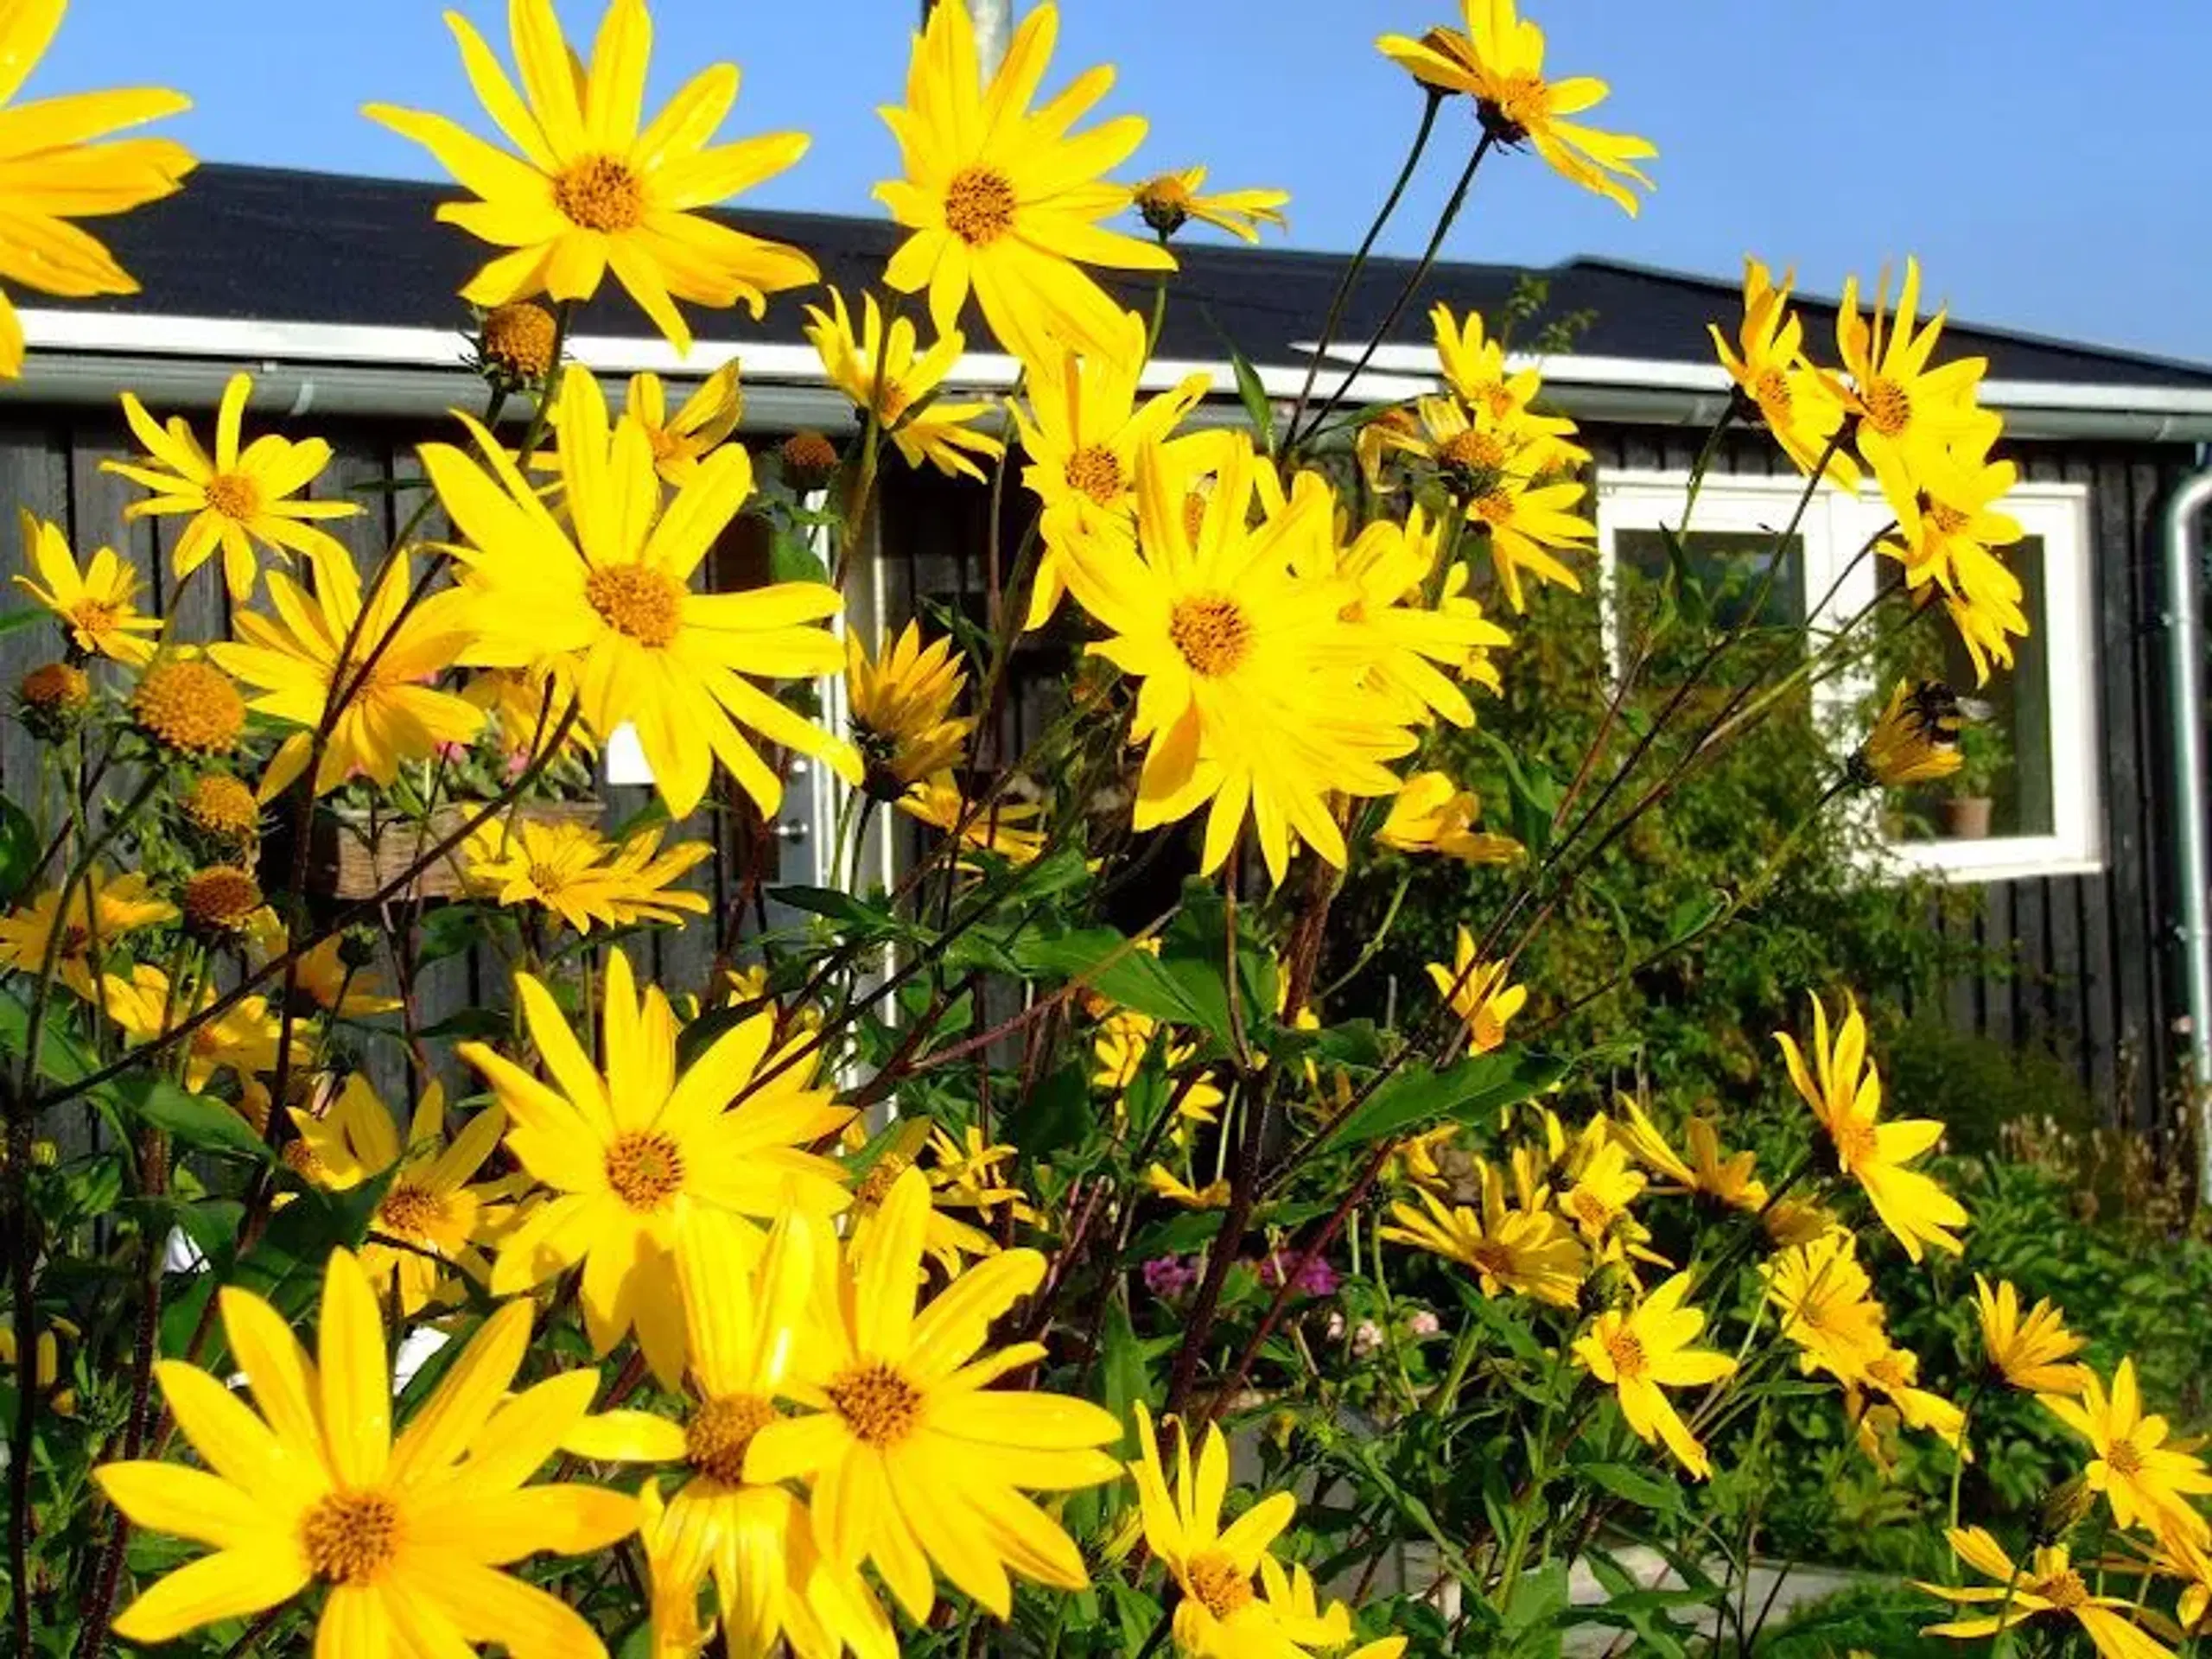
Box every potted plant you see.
[1939,717,2006,839]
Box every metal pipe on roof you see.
[922,0,1010,73]
[2165,465,2212,1199]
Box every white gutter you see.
[2164,467,2212,1199]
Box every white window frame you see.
[1592,470,2101,885]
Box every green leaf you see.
[115,1072,273,1163]
[1006,1062,1089,1158]
[768,526,830,586]
[416,903,492,969]
[0,795,39,907]
[768,884,907,938]
[1314,1046,1567,1156]
[1009,923,1207,1032]
[0,607,50,640]
[1572,1459,1682,1514]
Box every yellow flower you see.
[1920,1527,2176,1658]
[1573,1270,1736,1478]
[1094,1007,1224,1132]
[847,621,973,794]
[0,0,194,377]
[105,372,364,601]
[896,772,1050,867]
[1974,1274,2093,1395]
[102,963,300,1102]
[1429,305,1582,458]
[1611,1095,1770,1213]
[1461,467,1593,613]
[212,550,484,799]
[131,655,245,756]
[291,932,403,1018]
[1559,1137,1658,1262]
[1880,438,2030,683]
[1835,257,2000,505]
[93,1248,637,1651]
[925,1124,1037,1224]
[1146,1163,1231,1209]
[1852,680,1964,789]
[1133,168,1289,243]
[1425,925,1527,1055]
[1063,435,1415,885]
[464,816,712,934]
[307,1077,508,1316]
[458,948,852,1384]
[1762,1231,1890,1386]
[365,0,817,354]
[1128,1402,1349,1659]
[1332,505,1519,729]
[847,1124,1001,1277]
[1010,307,1209,627]
[461,662,594,762]
[1376,772,1520,864]
[1437,561,1514,693]
[0,868,175,999]
[560,1211,897,1659]
[0,1317,75,1416]
[627,359,744,487]
[804,286,1004,482]
[1709,258,1859,490]
[2042,1358,2212,1545]
[1861,1345,1965,1447]
[428,365,861,818]
[13,511,160,664]
[1777,990,1967,1262]
[1376,0,1656,214]
[1382,1161,1585,1307]
[746,1167,1124,1623]
[875,0,1175,365]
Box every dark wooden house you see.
[5,163,2209,1131]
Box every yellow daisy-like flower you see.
[896,772,1050,867]
[1461,467,1594,613]
[1860,1345,1965,1447]
[101,962,299,1102]
[924,1124,1037,1225]
[1063,435,1415,885]
[1145,1163,1230,1209]
[746,1166,1124,1624]
[2042,1358,2212,1545]
[211,550,485,800]
[1132,168,1289,243]
[1382,1160,1586,1308]
[1375,771,1521,865]
[463,816,712,934]
[93,1248,637,1653]
[427,365,861,818]
[1709,258,1859,491]
[1921,1527,2177,1659]
[1852,680,1964,789]
[297,1077,509,1317]
[1973,1274,2093,1395]
[804,286,1004,483]
[462,662,595,762]
[1777,989,1967,1262]
[1428,304,1561,439]
[1010,306,1209,628]
[845,1125,1001,1278]
[847,620,973,796]
[1762,1230,1890,1386]
[1612,1096,1769,1213]
[1572,1270,1736,1478]
[12,511,159,664]
[1425,925,1527,1055]
[1835,257,2000,505]
[1094,1007,1225,1132]
[627,359,744,487]
[1880,438,2030,683]
[0,0,194,378]
[458,947,851,1385]
[1128,1402,1349,1659]
[0,867,175,999]
[1376,0,1656,214]
[1332,504,1516,729]
[875,0,1175,364]
[294,932,403,1018]
[104,372,364,601]
[365,0,817,354]
[560,1211,897,1659]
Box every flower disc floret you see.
[132,659,245,755]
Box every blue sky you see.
[40,0,2212,365]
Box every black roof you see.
[71,162,2212,391]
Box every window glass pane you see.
[1887,534,2053,842]
[1611,527,1805,680]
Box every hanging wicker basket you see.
[308,799,603,901]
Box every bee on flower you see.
[1851,680,1965,790]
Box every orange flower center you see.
[71,599,121,636]
[1605,1327,1649,1381]
[1467,1238,1516,1281]
[203,472,261,522]
[1062,444,1125,506]
[585,565,685,648]
[526,861,569,895]
[1752,366,1794,416]
[1926,499,1971,536]
[182,865,262,932]
[1167,594,1252,677]
[1829,1117,1878,1172]
[1479,73,1551,142]
[853,1152,911,1210]
[132,659,245,756]
[1469,490,1516,530]
[1859,377,1912,438]
[647,425,684,464]
[377,1182,448,1240]
[944,166,1018,245]
[826,1361,924,1446]
[554,156,645,233]
[604,1130,686,1211]
[2107,1439,2145,1478]
[1185,1548,1256,1619]
[2033,1569,2089,1611]
[686,1392,778,1485]
[300,1489,403,1585]
[1181,491,1209,543]
[1568,1189,1612,1233]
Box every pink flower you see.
[1407,1310,1441,1338]
[1351,1319,1383,1357]
[1142,1255,1199,1298]
[1257,1250,1339,1298]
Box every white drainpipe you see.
[2164,464,2212,1197]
